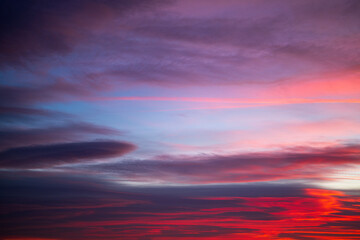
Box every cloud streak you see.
[97,96,360,111]
[74,143,360,184]
[0,122,120,150]
[0,141,136,168]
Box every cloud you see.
[0,0,168,68]
[0,141,136,168]
[91,0,359,86]
[0,80,95,107]
[0,172,359,239]
[0,106,69,125]
[97,95,360,107]
[77,143,360,184]
[2,0,359,88]
[0,122,120,150]
[0,79,110,126]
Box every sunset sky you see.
[1,0,360,239]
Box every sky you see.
[0,0,360,239]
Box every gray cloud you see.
[77,143,360,184]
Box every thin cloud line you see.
[95,96,360,110]
[97,96,360,104]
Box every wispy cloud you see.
[97,96,360,111]
[0,141,136,168]
[69,143,360,184]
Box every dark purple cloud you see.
[0,122,121,150]
[2,0,358,87]
[0,80,95,106]
[0,140,136,168]
[0,106,69,125]
[0,0,168,67]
